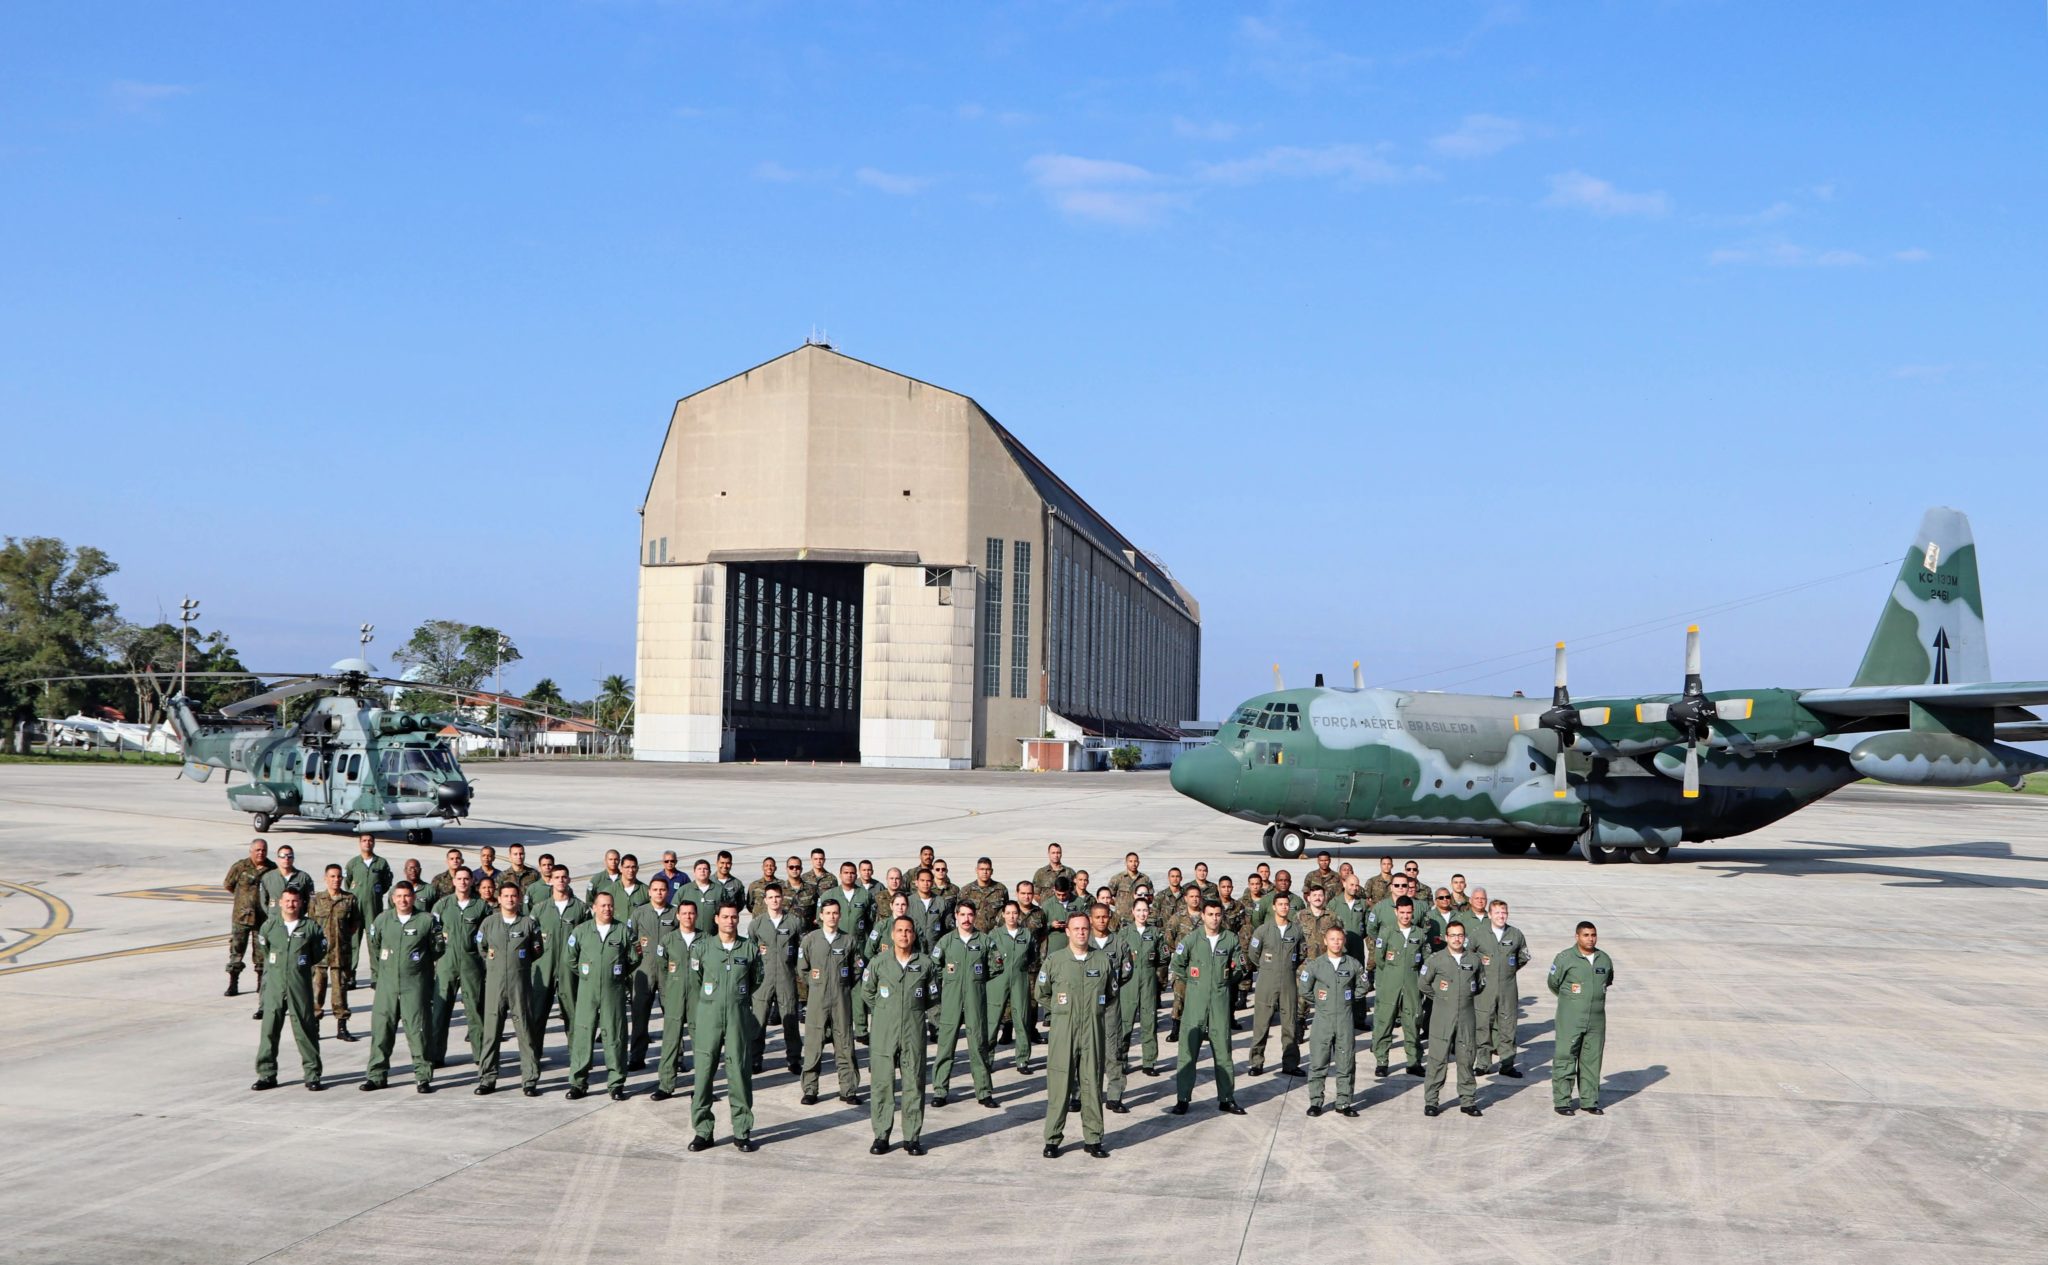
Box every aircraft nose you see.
[1170,744,1237,810]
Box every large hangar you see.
[635,343,1200,768]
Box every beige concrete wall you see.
[965,409,1048,765]
[634,562,729,762]
[858,563,974,769]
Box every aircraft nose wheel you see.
[1272,827,1307,860]
[250,813,273,833]
[404,828,434,846]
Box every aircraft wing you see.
[1797,682,2048,716]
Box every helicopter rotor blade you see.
[221,677,331,716]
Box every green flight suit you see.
[677,881,728,940]
[1115,921,1166,1081]
[532,893,587,1040]
[427,895,488,1068]
[1295,910,1343,1028]
[1038,943,1122,1147]
[254,914,326,1084]
[567,918,639,1092]
[223,857,276,983]
[1370,924,1429,1069]
[260,867,315,919]
[364,909,441,1086]
[989,925,1039,1068]
[1299,953,1364,1108]
[1421,947,1483,1108]
[1333,897,1372,1023]
[798,927,859,1098]
[910,895,953,950]
[860,950,936,1144]
[626,901,678,1067]
[476,912,544,1090]
[749,911,804,1073]
[1246,919,1306,1071]
[1472,921,1530,1073]
[817,884,876,944]
[653,929,701,1094]
[931,929,995,1100]
[343,854,391,977]
[687,934,764,1141]
[1091,933,1137,1104]
[958,878,1010,933]
[611,881,651,917]
[1170,930,1242,1106]
[1548,946,1616,1109]
[412,877,439,914]
[584,872,624,908]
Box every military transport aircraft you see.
[1170,508,2048,864]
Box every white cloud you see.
[1025,153,1178,225]
[1894,247,1931,263]
[1173,116,1242,142]
[1431,113,1525,158]
[110,80,191,113]
[1708,241,1867,267]
[1197,143,1427,186]
[1543,170,1669,217]
[855,167,932,196]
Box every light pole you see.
[359,622,375,653]
[177,597,201,698]
[495,633,511,755]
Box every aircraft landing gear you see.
[404,828,434,846]
[1630,845,1673,864]
[1533,839,1574,857]
[1580,839,1622,865]
[1492,840,1533,857]
[1272,826,1307,860]
[1261,824,1278,856]
[251,812,273,833]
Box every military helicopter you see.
[37,658,583,843]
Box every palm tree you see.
[597,675,633,734]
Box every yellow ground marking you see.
[107,885,232,904]
[0,934,226,976]
[0,880,79,964]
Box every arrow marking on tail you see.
[1932,628,1951,685]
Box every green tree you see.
[0,538,119,752]
[524,677,567,716]
[392,619,520,714]
[107,622,254,721]
[597,674,633,733]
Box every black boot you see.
[225,976,239,998]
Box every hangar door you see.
[723,561,863,762]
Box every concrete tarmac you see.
[1,761,2044,1264]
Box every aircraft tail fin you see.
[1852,507,1989,687]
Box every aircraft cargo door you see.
[1336,770,1381,823]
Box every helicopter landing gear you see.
[404,828,434,846]
[251,813,274,833]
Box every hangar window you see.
[983,539,1004,697]
[1011,541,1032,698]
[660,538,668,564]
[647,541,656,565]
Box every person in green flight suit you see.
[1038,910,1123,1158]
[1371,896,1431,1078]
[1299,924,1364,1117]
[343,833,391,984]
[860,914,936,1155]
[930,902,997,1109]
[222,837,276,1000]
[361,880,441,1092]
[1169,899,1246,1115]
[1472,898,1530,1078]
[685,903,764,1151]
[251,887,326,1091]
[1548,921,1616,1116]
[531,865,586,1046]
[988,899,1039,1072]
[426,866,488,1069]
[1086,902,1135,1116]
[1420,920,1485,1118]
[747,883,805,1077]
[1112,895,1167,1102]
[475,880,545,1096]
[650,900,703,1102]
[797,897,860,1105]
[1246,891,1307,1078]
[626,875,679,1071]
[565,891,638,1101]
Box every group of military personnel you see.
[225,835,1617,1156]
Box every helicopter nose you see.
[437,780,471,809]
[1170,744,1238,811]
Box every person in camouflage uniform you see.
[308,865,361,1041]
[222,838,276,998]
[1031,843,1075,905]
[931,858,960,905]
[784,855,818,930]
[1106,852,1153,922]
[1302,852,1343,905]
[746,857,780,918]
[1363,856,1395,907]
[958,856,1009,934]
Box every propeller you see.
[1352,660,1364,689]
[1634,625,1755,798]
[1272,664,1285,691]
[1511,642,1609,798]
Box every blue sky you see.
[4,3,2045,711]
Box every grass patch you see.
[1861,773,2048,795]
[0,748,182,766]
